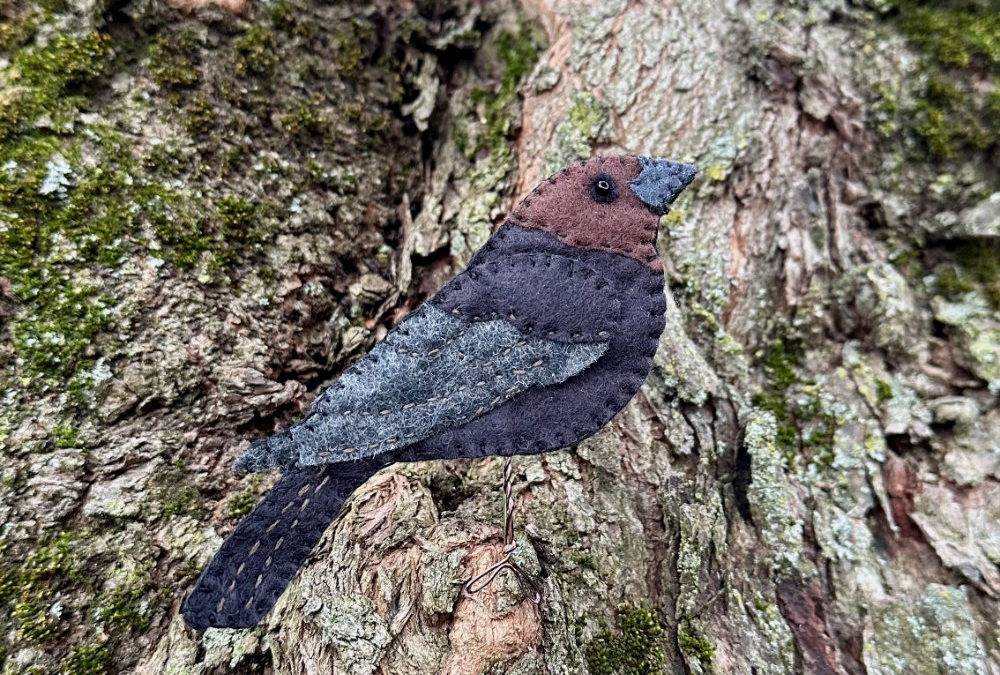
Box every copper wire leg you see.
[464,456,542,603]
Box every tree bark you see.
[2,0,999,674]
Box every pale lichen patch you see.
[932,293,1000,391]
[743,411,804,576]
[864,584,988,675]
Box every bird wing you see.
[233,252,621,472]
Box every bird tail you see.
[182,457,384,629]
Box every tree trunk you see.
[2,0,999,673]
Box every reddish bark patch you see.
[441,543,543,675]
[776,579,844,675]
[165,0,249,15]
[882,454,924,542]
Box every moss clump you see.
[877,2,1000,160]
[13,598,61,642]
[141,143,190,177]
[910,72,998,159]
[216,195,258,233]
[11,289,115,380]
[0,24,285,389]
[235,25,279,75]
[333,18,376,76]
[279,98,331,140]
[678,624,715,673]
[497,23,541,89]
[215,195,272,264]
[897,4,1000,71]
[161,486,203,517]
[585,602,666,675]
[0,31,112,140]
[875,379,894,401]
[147,205,211,270]
[1,531,82,643]
[956,239,1000,306]
[933,240,1000,307]
[0,123,197,383]
[147,31,200,88]
[463,20,543,158]
[798,386,838,467]
[0,3,41,55]
[269,0,296,30]
[226,474,266,519]
[97,570,152,632]
[225,491,258,520]
[750,340,800,453]
[62,643,111,675]
[936,264,978,297]
[750,340,841,467]
[184,94,216,136]
[51,420,79,449]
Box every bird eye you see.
[589,173,618,204]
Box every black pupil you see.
[590,173,617,203]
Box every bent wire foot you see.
[464,456,542,604]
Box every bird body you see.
[183,155,696,629]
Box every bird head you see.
[507,155,697,270]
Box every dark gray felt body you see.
[400,223,666,463]
[234,297,609,472]
[183,223,665,629]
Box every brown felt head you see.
[507,155,697,270]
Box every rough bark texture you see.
[2,0,999,673]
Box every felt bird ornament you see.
[183,155,697,629]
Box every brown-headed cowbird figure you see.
[183,155,697,629]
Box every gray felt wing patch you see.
[233,304,607,472]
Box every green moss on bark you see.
[234,25,279,75]
[1,531,82,643]
[933,240,1000,307]
[585,602,666,675]
[750,340,801,455]
[62,643,112,675]
[876,2,1000,160]
[678,624,715,673]
[750,340,842,468]
[97,567,153,632]
[0,32,112,140]
[147,31,201,88]
[463,20,543,159]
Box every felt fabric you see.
[629,157,698,215]
[182,457,390,629]
[234,302,608,472]
[431,253,622,343]
[589,172,619,203]
[184,154,693,630]
[506,155,692,271]
[397,222,666,463]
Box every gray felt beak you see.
[629,156,698,215]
